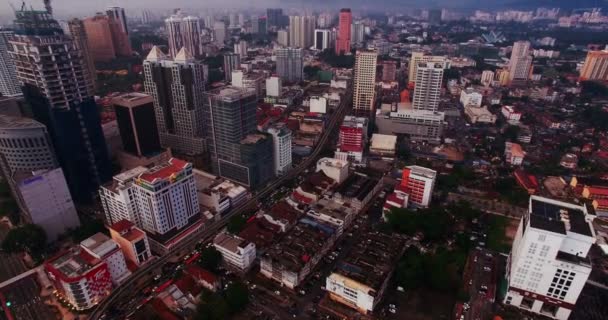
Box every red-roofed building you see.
[336,116,368,163]
[185,265,221,292]
[109,219,152,267]
[238,218,281,249]
[513,169,538,194]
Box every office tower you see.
[141,10,152,24]
[231,71,265,98]
[224,53,241,82]
[579,50,608,81]
[314,29,331,51]
[107,12,132,57]
[336,8,352,54]
[412,61,448,112]
[276,48,303,83]
[0,31,20,97]
[428,9,442,25]
[83,14,116,61]
[508,41,533,84]
[401,165,437,208]
[165,13,183,57]
[238,14,245,27]
[109,220,152,267]
[277,29,289,47]
[481,70,495,86]
[68,19,96,89]
[143,46,206,158]
[352,50,378,117]
[351,21,365,46]
[9,8,111,203]
[266,76,282,97]
[204,15,214,29]
[234,40,248,59]
[106,6,128,35]
[181,16,202,58]
[504,196,596,320]
[112,93,161,157]
[317,12,333,28]
[203,86,272,188]
[407,52,448,85]
[229,13,238,28]
[289,16,315,48]
[267,8,283,28]
[266,123,292,175]
[382,60,397,82]
[213,21,227,46]
[257,16,268,35]
[336,116,368,163]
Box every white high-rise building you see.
[412,61,448,112]
[508,41,533,83]
[165,14,184,58]
[408,52,448,85]
[224,53,241,82]
[352,50,378,117]
[0,31,21,97]
[289,16,315,48]
[401,165,436,208]
[481,70,495,87]
[265,76,282,97]
[504,196,596,320]
[213,231,256,272]
[234,41,248,59]
[277,29,289,47]
[351,22,365,45]
[266,123,292,175]
[99,166,148,227]
[460,87,483,108]
[229,13,238,28]
[213,21,227,46]
[276,47,303,83]
[314,29,331,51]
[165,13,203,57]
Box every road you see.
[88,86,353,320]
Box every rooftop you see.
[317,158,348,169]
[529,196,594,237]
[109,220,146,242]
[80,233,118,258]
[213,232,251,254]
[332,231,406,292]
[137,158,191,185]
[370,134,397,150]
[46,247,101,280]
[335,172,379,202]
[0,115,45,130]
[406,165,437,180]
[112,93,153,107]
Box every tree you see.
[195,292,229,320]
[0,198,20,225]
[68,217,107,243]
[227,215,247,234]
[225,282,250,311]
[304,65,321,79]
[2,224,47,256]
[199,247,222,272]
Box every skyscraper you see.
[256,16,268,35]
[266,123,292,175]
[224,53,241,82]
[0,31,21,97]
[203,86,273,188]
[106,6,128,35]
[351,21,365,46]
[352,50,378,117]
[314,29,331,51]
[83,14,116,62]
[382,60,397,82]
[165,13,203,58]
[579,50,608,81]
[8,8,111,203]
[234,41,248,59]
[267,8,283,28]
[508,41,533,84]
[412,60,448,112]
[112,93,162,158]
[276,48,303,83]
[213,21,227,46]
[336,8,352,55]
[143,46,206,159]
[503,196,596,320]
[68,18,96,89]
[407,52,448,85]
[289,16,315,48]
[165,13,184,58]
[277,29,289,47]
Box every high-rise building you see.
[109,219,152,267]
[229,13,238,28]
[412,61,448,112]
[382,60,397,82]
[579,50,608,81]
[83,14,116,61]
[234,40,248,59]
[289,16,315,48]
[336,116,368,163]
[352,50,378,117]
[267,8,283,28]
[508,41,533,84]
[68,19,96,89]
[401,165,436,208]
[277,29,289,47]
[265,76,282,97]
[80,233,131,285]
[336,8,352,55]
[407,52,448,85]
[0,115,80,241]
[106,6,128,35]
[213,21,227,46]
[317,13,333,28]
[0,31,21,97]
[165,13,203,58]
[107,14,132,57]
[255,16,268,35]
[314,29,331,51]
[504,196,596,320]
[203,86,273,188]
[9,8,111,203]
[276,47,303,83]
[428,9,442,25]
[224,53,241,82]
[143,46,206,158]
[351,21,365,46]
[112,93,162,158]
[266,123,292,175]
[141,10,152,24]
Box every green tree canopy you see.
[227,215,247,234]
[225,282,250,311]
[198,247,222,272]
[2,224,47,255]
